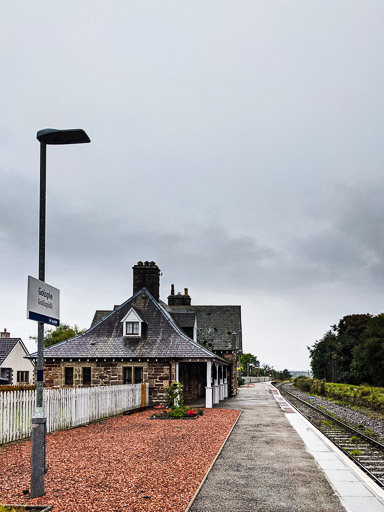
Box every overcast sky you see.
[1,1,384,371]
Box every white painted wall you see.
[1,342,34,384]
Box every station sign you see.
[27,276,60,326]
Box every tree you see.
[259,363,274,377]
[350,314,384,386]
[30,323,86,348]
[239,353,259,376]
[308,314,372,383]
[280,369,292,380]
[308,330,339,381]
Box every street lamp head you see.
[36,128,90,145]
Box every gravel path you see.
[0,408,240,512]
[283,384,384,439]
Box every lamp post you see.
[30,128,90,498]
[247,363,255,388]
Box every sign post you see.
[29,127,89,497]
[27,276,60,326]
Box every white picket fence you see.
[0,384,148,445]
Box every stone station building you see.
[33,262,242,408]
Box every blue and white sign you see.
[27,276,60,326]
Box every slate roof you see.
[91,310,112,328]
[0,338,21,365]
[33,289,220,361]
[170,311,196,328]
[164,304,242,352]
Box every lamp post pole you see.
[247,363,254,388]
[30,140,48,498]
[30,129,90,498]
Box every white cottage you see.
[0,329,34,385]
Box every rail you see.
[277,383,384,489]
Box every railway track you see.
[277,383,384,489]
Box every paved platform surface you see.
[189,382,384,512]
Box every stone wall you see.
[43,357,237,404]
[43,360,172,405]
[147,361,171,405]
[220,351,238,396]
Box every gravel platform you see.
[0,408,240,512]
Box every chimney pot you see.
[132,261,161,300]
[167,286,191,306]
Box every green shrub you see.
[294,378,384,412]
[166,381,184,408]
[168,406,188,418]
[293,376,312,392]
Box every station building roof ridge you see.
[33,288,221,361]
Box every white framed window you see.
[121,307,144,337]
[126,321,139,335]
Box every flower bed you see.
[149,407,203,419]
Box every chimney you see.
[168,286,191,306]
[1,328,10,339]
[132,261,161,300]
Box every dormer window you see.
[121,307,144,337]
[126,321,139,335]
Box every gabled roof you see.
[32,289,220,361]
[164,303,242,352]
[0,338,26,365]
[91,310,112,328]
[120,306,145,324]
[170,311,196,329]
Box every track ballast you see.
[277,383,384,489]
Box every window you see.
[123,367,132,384]
[121,307,144,337]
[123,366,143,384]
[65,367,74,386]
[17,371,29,383]
[126,322,139,335]
[82,367,91,386]
[134,367,143,384]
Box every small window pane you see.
[126,322,139,335]
[134,367,143,384]
[65,367,74,386]
[82,367,91,386]
[17,371,29,383]
[123,367,132,384]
